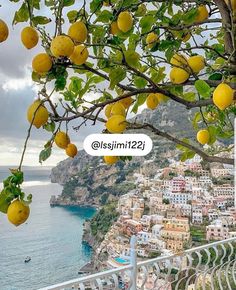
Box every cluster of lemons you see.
[31,20,88,74]
[197,83,234,145]
[103,97,133,165]
[27,100,77,158]
[169,53,205,84]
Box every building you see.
[161,217,190,252]
[206,219,229,241]
[124,220,143,237]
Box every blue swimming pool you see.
[114,257,130,264]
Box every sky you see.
[0,1,103,167]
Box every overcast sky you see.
[0,1,105,167]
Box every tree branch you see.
[128,123,234,165]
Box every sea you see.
[0,166,96,290]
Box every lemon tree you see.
[0,0,235,225]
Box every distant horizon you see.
[0,165,53,169]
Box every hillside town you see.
[94,155,235,269]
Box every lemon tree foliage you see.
[0,0,236,225]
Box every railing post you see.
[130,235,137,290]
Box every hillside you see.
[50,101,195,206]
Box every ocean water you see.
[0,167,96,290]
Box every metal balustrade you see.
[38,237,236,290]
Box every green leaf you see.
[109,67,126,90]
[124,50,140,68]
[208,125,217,145]
[13,3,29,24]
[55,76,67,91]
[150,67,166,84]
[63,0,75,6]
[182,8,198,24]
[192,112,201,130]
[176,138,190,151]
[208,73,222,81]
[32,16,51,25]
[32,71,41,83]
[139,15,156,33]
[45,0,54,6]
[0,191,11,213]
[69,77,83,93]
[134,76,147,89]
[180,150,196,162]
[132,94,147,113]
[67,10,78,23]
[39,147,52,164]
[183,92,196,102]
[90,0,102,13]
[195,80,211,99]
[95,10,113,23]
[44,122,55,133]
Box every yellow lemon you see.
[27,100,49,129]
[7,200,30,227]
[146,32,159,48]
[110,21,120,35]
[155,93,168,103]
[225,0,236,10]
[195,5,209,22]
[213,83,234,110]
[197,129,210,145]
[104,156,119,165]
[66,143,78,158]
[32,53,52,74]
[68,21,87,43]
[170,54,188,68]
[117,11,133,33]
[146,93,159,110]
[21,26,39,49]
[111,102,126,116]
[50,35,74,58]
[188,55,205,73]
[55,131,70,149]
[170,67,190,84]
[0,19,9,43]
[70,45,88,65]
[105,104,113,119]
[106,115,127,133]
[119,97,133,108]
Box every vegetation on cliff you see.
[90,202,119,242]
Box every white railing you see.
[38,236,236,290]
